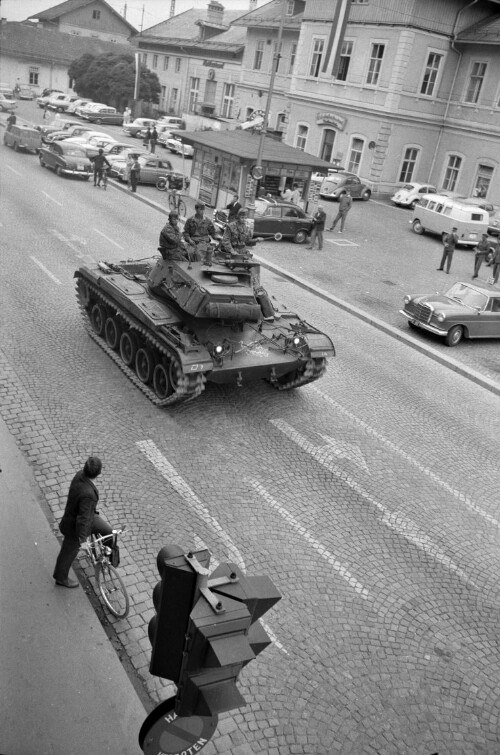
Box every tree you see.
[68,53,161,110]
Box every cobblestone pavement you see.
[2,146,500,754]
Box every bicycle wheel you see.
[177,198,186,217]
[96,561,129,618]
[168,192,177,211]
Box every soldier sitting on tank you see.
[158,211,189,261]
[183,201,219,265]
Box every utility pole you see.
[140,3,144,32]
[122,3,127,19]
[170,0,176,17]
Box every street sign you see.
[139,696,217,755]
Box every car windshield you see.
[445,283,488,310]
[402,184,416,191]
[62,147,86,157]
[324,175,343,185]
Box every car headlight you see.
[436,313,445,322]
[404,295,412,304]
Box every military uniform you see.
[158,221,188,261]
[221,219,254,255]
[183,215,217,261]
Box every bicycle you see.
[168,189,186,216]
[101,167,109,191]
[81,529,129,618]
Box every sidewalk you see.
[0,415,146,755]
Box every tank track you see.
[272,356,327,391]
[77,279,206,407]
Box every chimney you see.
[249,0,257,9]
[207,1,224,25]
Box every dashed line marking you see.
[42,191,63,206]
[270,418,479,590]
[325,238,359,247]
[249,479,369,599]
[93,228,124,249]
[29,256,62,285]
[311,386,500,530]
[6,165,22,176]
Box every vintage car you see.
[164,135,194,157]
[0,93,18,112]
[391,182,437,209]
[38,119,83,139]
[122,118,158,138]
[214,198,314,244]
[18,86,36,100]
[112,153,174,184]
[37,89,64,107]
[38,141,92,179]
[4,124,41,153]
[319,171,371,201]
[66,98,93,114]
[156,115,185,129]
[62,135,117,160]
[84,108,123,126]
[487,209,500,237]
[400,280,500,346]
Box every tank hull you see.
[75,256,335,406]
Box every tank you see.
[75,248,335,406]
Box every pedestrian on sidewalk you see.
[150,126,158,154]
[129,155,141,192]
[53,457,112,588]
[6,111,16,131]
[143,128,151,151]
[472,233,490,279]
[306,205,326,250]
[329,190,352,233]
[437,227,459,274]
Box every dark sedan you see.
[38,141,92,179]
[86,109,124,126]
[252,198,314,243]
[112,154,174,184]
[400,280,500,346]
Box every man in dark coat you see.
[437,226,460,273]
[226,193,242,221]
[53,456,110,588]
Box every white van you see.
[410,194,489,247]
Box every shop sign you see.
[203,60,224,68]
[316,112,346,130]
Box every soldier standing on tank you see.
[183,201,218,264]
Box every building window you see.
[254,40,264,71]
[442,155,462,192]
[336,41,352,81]
[188,77,200,112]
[474,164,493,197]
[420,52,442,97]
[464,61,487,104]
[152,55,158,69]
[273,41,283,73]
[289,43,297,74]
[366,43,385,86]
[175,58,181,73]
[163,57,169,71]
[29,67,39,85]
[246,107,254,120]
[286,0,294,14]
[399,147,419,182]
[170,88,178,111]
[92,10,100,19]
[352,0,368,3]
[161,85,166,104]
[348,138,364,173]
[309,38,324,78]
[321,129,336,162]
[221,83,235,118]
[276,112,287,132]
[142,53,147,64]
[295,124,308,151]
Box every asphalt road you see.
[2,111,500,755]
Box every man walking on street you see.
[91,148,111,187]
[306,205,326,250]
[437,226,459,273]
[329,190,352,233]
[128,155,141,192]
[150,126,158,154]
[472,233,490,278]
[53,457,111,588]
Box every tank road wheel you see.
[169,357,183,392]
[119,330,138,367]
[76,278,91,308]
[445,324,464,347]
[153,362,173,399]
[90,303,107,336]
[135,347,155,384]
[104,316,122,351]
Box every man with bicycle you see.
[53,456,112,588]
[90,149,111,188]
[183,201,218,264]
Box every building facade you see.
[28,0,136,44]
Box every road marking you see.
[249,479,369,599]
[315,433,370,474]
[270,418,479,589]
[6,165,22,176]
[42,191,63,207]
[29,256,62,285]
[93,228,124,249]
[311,386,500,530]
[325,238,359,246]
[50,229,95,262]
[193,535,288,655]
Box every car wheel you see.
[412,219,424,234]
[445,325,464,347]
[39,154,46,168]
[362,189,371,201]
[95,119,102,125]
[293,229,308,244]
[56,166,63,177]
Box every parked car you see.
[18,86,36,100]
[38,119,82,139]
[0,94,18,112]
[101,141,138,157]
[112,154,174,184]
[38,141,92,179]
[75,102,108,117]
[107,149,149,175]
[487,209,500,236]
[165,135,194,157]
[156,115,185,129]
[66,98,93,114]
[85,108,124,126]
[215,198,313,244]
[122,118,157,138]
[0,82,14,98]
[63,135,117,159]
[4,124,42,153]
[400,280,500,346]
[319,171,371,201]
[42,125,95,144]
[37,89,64,107]
[47,93,79,111]
[311,166,346,183]
[410,194,489,247]
[391,182,437,209]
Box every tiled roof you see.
[457,14,500,44]
[0,21,134,65]
[179,130,333,170]
[28,0,137,34]
[140,8,245,40]
[232,0,303,29]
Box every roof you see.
[457,14,500,44]
[232,0,303,29]
[179,130,334,171]
[140,7,244,40]
[0,21,134,66]
[28,0,137,34]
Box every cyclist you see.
[90,149,111,188]
[183,201,219,263]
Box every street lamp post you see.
[246,0,288,221]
